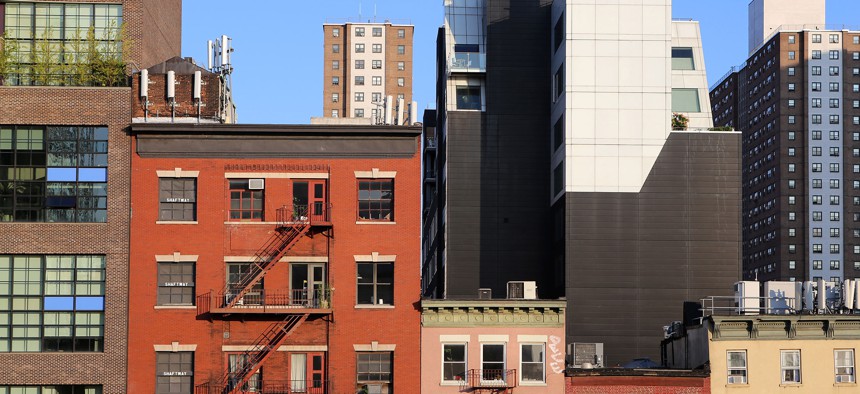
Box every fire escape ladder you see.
[224,221,310,309]
[223,313,309,394]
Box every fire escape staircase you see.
[223,208,311,309]
[222,314,309,394]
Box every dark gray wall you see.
[443,0,556,299]
[565,132,742,365]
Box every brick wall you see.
[0,86,132,393]
[567,375,711,394]
[130,70,221,120]
[385,24,414,118]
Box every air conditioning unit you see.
[478,288,492,299]
[248,179,265,190]
[567,343,604,368]
[507,281,537,300]
[835,375,854,383]
[727,375,747,384]
[734,281,761,315]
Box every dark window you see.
[553,162,563,196]
[228,179,263,221]
[0,255,105,353]
[553,116,564,151]
[372,27,383,37]
[156,352,193,394]
[554,65,564,99]
[672,47,695,70]
[397,45,405,55]
[481,344,506,380]
[356,262,393,305]
[1,126,108,222]
[554,13,564,51]
[356,352,393,392]
[226,263,262,304]
[521,344,545,383]
[157,262,195,306]
[454,44,479,53]
[358,179,393,221]
[456,86,481,110]
[443,344,467,382]
[158,178,196,221]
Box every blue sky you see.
[181,0,860,124]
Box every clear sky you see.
[181,0,860,124]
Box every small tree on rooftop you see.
[672,113,689,130]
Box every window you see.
[831,244,841,253]
[397,77,405,87]
[790,51,797,60]
[831,115,840,124]
[372,27,383,37]
[789,261,796,270]
[813,34,822,43]
[789,244,797,253]
[832,211,841,220]
[813,163,822,172]
[156,352,193,394]
[554,66,565,100]
[831,34,840,43]
[456,86,481,110]
[158,178,196,221]
[812,147,822,156]
[356,352,392,392]
[358,179,393,221]
[356,262,393,305]
[813,66,822,76]
[332,28,340,37]
[789,35,796,44]
[855,52,860,60]
[831,66,840,76]
[157,262,194,306]
[831,131,840,140]
[831,179,841,188]
[372,76,382,86]
[332,93,339,103]
[836,351,857,381]
[813,98,822,108]
[482,344,506,380]
[356,60,365,70]
[788,83,796,91]
[788,195,796,204]
[332,60,339,70]
[855,36,859,44]
[331,110,338,118]
[442,344,467,382]
[355,76,365,85]
[372,93,382,103]
[332,76,339,85]
[554,116,564,151]
[781,350,801,384]
[855,68,860,76]
[671,47,695,70]
[355,109,365,118]
[398,29,405,38]
[812,50,821,59]
[672,89,701,112]
[355,27,365,37]
[788,99,795,107]
[397,61,405,71]
[788,164,796,173]
[788,131,796,140]
[831,197,841,207]
[831,260,841,270]
[813,179,823,189]
[789,212,797,221]
[788,147,796,156]
[372,44,382,53]
[355,44,365,53]
[554,13,564,50]
[332,44,340,53]
[727,351,747,384]
[813,212,822,221]
[789,228,797,236]
[1,126,108,222]
[788,180,796,189]
[831,99,840,108]
[521,344,545,383]
[788,67,796,76]
[228,179,263,221]
[397,45,405,55]
[814,260,823,269]
[228,354,261,392]
[831,82,841,92]
[812,82,821,91]
[355,92,364,102]
[831,50,841,60]
[372,60,382,69]
[831,163,840,172]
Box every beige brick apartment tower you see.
[0,1,181,393]
[323,21,414,124]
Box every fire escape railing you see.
[467,369,518,390]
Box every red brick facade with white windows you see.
[127,123,422,393]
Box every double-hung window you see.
[157,262,195,306]
[442,344,467,383]
[358,179,393,221]
[356,352,393,393]
[835,349,856,383]
[158,178,196,221]
[156,352,193,394]
[521,344,545,384]
[727,351,748,384]
[481,344,506,382]
[781,350,802,384]
[356,261,393,305]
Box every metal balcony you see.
[195,379,329,394]
[467,369,518,391]
[197,289,332,316]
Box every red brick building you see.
[127,120,422,393]
[566,369,711,394]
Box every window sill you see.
[354,304,395,309]
[519,382,547,387]
[778,383,803,388]
[154,305,196,310]
[156,221,198,225]
[725,384,749,389]
[355,221,396,225]
[440,382,465,386]
[223,221,278,225]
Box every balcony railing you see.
[275,204,331,227]
[467,369,517,389]
[197,289,332,315]
[195,379,329,394]
[449,53,486,73]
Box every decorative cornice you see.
[421,300,566,328]
[710,316,860,341]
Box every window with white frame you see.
[442,343,467,382]
[520,344,545,383]
[727,350,747,384]
[481,344,506,381]
[835,349,855,383]
[781,350,801,384]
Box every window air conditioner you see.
[248,179,265,190]
[506,281,537,299]
[727,376,746,384]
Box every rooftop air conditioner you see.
[248,179,265,190]
[567,343,604,368]
[478,288,492,299]
[507,281,537,299]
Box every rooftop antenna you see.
[374,2,377,22]
[359,1,362,21]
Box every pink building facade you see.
[421,299,567,393]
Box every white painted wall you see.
[671,20,713,129]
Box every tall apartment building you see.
[0,1,180,393]
[711,0,860,283]
[422,0,741,364]
[322,21,414,123]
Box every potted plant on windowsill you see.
[672,113,689,131]
[316,285,333,309]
